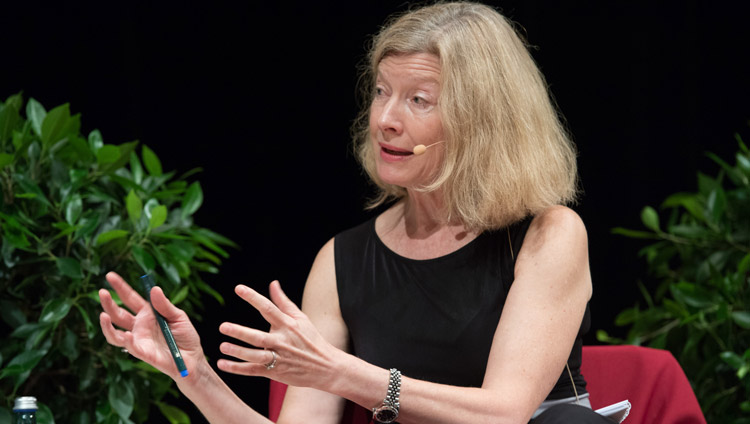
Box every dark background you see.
[3,0,750,421]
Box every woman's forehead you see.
[376,53,441,84]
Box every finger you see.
[234,284,290,328]
[99,288,136,330]
[216,358,268,377]
[268,280,303,317]
[219,322,272,348]
[150,286,185,323]
[219,342,273,364]
[105,272,147,311]
[99,312,133,348]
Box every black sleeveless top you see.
[335,217,589,400]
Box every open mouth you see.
[382,146,412,156]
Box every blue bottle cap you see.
[180,369,189,378]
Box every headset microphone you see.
[412,141,445,155]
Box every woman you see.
[99,3,613,423]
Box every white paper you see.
[595,400,631,423]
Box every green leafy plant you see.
[0,92,236,423]
[601,134,750,423]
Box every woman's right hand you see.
[99,271,206,381]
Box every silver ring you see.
[264,350,278,370]
[121,348,129,354]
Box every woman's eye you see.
[412,96,429,107]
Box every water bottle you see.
[12,396,37,424]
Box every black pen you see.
[140,274,189,378]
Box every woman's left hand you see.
[216,280,341,389]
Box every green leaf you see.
[661,192,706,221]
[706,187,727,225]
[0,349,47,378]
[109,173,141,193]
[192,228,238,247]
[14,173,51,206]
[65,194,83,225]
[670,282,715,309]
[41,103,81,147]
[108,380,135,419]
[39,298,73,324]
[195,279,224,304]
[188,229,229,258]
[96,144,120,165]
[669,224,712,239]
[0,99,20,144]
[75,210,102,240]
[149,205,168,229]
[156,402,191,424]
[126,190,142,223]
[59,327,80,360]
[37,402,56,424]
[96,229,129,245]
[4,92,22,110]
[142,145,163,176]
[737,152,750,177]
[181,181,203,218]
[99,141,139,174]
[162,262,180,285]
[697,172,719,197]
[720,351,745,369]
[165,241,196,262]
[731,311,750,329]
[739,253,750,274]
[640,206,660,232]
[130,151,144,184]
[88,129,103,154]
[611,227,657,239]
[75,304,96,339]
[0,153,13,169]
[0,300,27,327]
[56,257,84,279]
[170,285,189,305]
[11,128,25,150]
[614,307,639,326]
[26,97,47,137]
[11,322,41,338]
[131,245,155,272]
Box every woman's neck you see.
[375,190,478,260]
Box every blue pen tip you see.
[180,370,189,378]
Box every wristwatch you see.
[372,368,401,423]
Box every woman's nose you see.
[376,99,403,135]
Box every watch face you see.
[375,406,398,423]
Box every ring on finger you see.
[264,350,278,370]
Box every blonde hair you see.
[352,1,578,230]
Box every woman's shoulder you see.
[334,216,377,243]
[527,205,586,238]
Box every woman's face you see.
[369,53,445,189]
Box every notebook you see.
[595,400,631,423]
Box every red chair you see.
[582,345,705,424]
[270,345,706,423]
